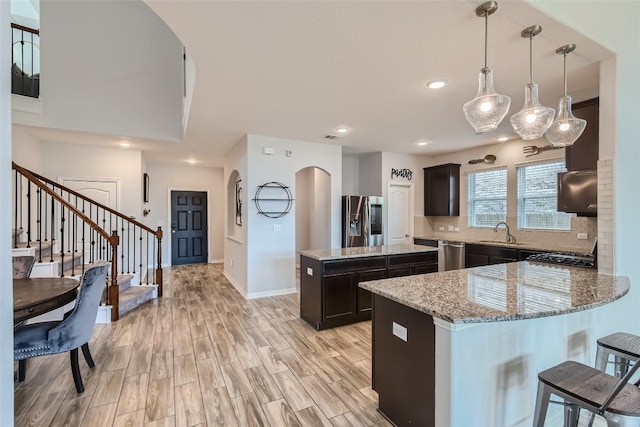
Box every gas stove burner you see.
[526,252,596,269]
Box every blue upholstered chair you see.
[14,261,109,393]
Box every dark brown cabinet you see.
[464,244,518,268]
[424,163,460,216]
[565,97,599,171]
[300,250,438,330]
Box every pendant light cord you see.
[529,35,533,84]
[563,52,568,96]
[484,12,488,69]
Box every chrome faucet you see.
[494,222,516,244]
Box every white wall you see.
[0,1,13,421]
[11,125,42,172]
[342,155,360,195]
[224,136,249,295]
[358,152,383,196]
[12,1,183,142]
[145,162,225,264]
[295,167,331,257]
[295,168,312,256]
[41,143,143,220]
[245,135,341,298]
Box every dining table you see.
[13,277,80,324]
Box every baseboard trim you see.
[246,287,297,299]
[96,305,112,323]
[223,270,248,299]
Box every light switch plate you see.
[306,267,313,276]
[448,225,454,231]
[577,233,588,240]
[439,226,445,231]
[392,322,408,342]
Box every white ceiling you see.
[25,1,613,168]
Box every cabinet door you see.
[465,252,490,268]
[357,269,387,314]
[490,255,517,265]
[565,98,599,171]
[388,266,414,278]
[322,273,357,321]
[415,263,438,274]
[424,164,460,216]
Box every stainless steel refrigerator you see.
[342,195,384,247]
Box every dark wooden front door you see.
[171,191,208,265]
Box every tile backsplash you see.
[414,215,597,253]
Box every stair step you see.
[12,229,24,238]
[119,285,156,316]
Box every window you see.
[517,160,571,230]
[468,167,507,227]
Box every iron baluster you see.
[59,205,65,277]
[36,187,42,262]
[49,190,55,262]
[13,170,18,248]
[26,180,31,247]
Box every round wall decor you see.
[252,182,294,218]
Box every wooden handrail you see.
[11,23,39,35]
[12,162,159,237]
[14,163,116,246]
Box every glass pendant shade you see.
[545,95,587,146]
[463,67,511,133]
[509,83,555,140]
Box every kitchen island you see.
[360,261,631,427]
[299,244,438,330]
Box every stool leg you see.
[532,382,551,427]
[614,356,629,378]
[563,404,580,427]
[595,346,609,372]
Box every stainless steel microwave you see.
[557,170,597,215]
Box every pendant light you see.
[509,25,555,140]
[463,1,511,133]
[545,44,587,147]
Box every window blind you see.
[468,167,507,227]
[517,160,571,230]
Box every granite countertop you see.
[359,261,630,324]
[413,235,585,253]
[300,244,439,261]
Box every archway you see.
[295,167,331,262]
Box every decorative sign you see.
[391,168,413,181]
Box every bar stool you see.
[533,360,640,426]
[596,332,640,384]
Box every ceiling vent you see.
[324,134,338,139]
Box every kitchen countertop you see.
[299,244,438,261]
[413,235,589,253]
[359,261,629,324]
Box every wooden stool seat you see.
[533,360,640,426]
[596,332,640,384]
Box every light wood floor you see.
[14,263,393,427]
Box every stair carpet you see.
[11,231,156,319]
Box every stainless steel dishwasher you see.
[438,240,465,271]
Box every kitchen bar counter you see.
[413,234,586,253]
[362,262,633,427]
[360,261,629,324]
[299,243,438,261]
[299,244,439,330]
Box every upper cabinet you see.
[565,97,599,171]
[424,163,460,216]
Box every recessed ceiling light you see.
[427,80,447,89]
[335,127,350,134]
[187,158,197,164]
[119,141,130,147]
[496,136,510,142]
[416,140,430,146]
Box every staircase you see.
[12,162,164,322]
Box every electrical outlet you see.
[439,226,445,231]
[230,259,234,267]
[448,225,454,231]
[306,267,313,276]
[274,224,281,232]
[454,227,459,232]
[392,322,408,342]
[577,232,588,240]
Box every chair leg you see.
[532,382,552,427]
[81,343,95,368]
[18,359,27,382]
[70,348,84,393]
[595,346,609,372]
[564,404,580,427]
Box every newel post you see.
[155,227,163,297]
[109,230,120,322]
